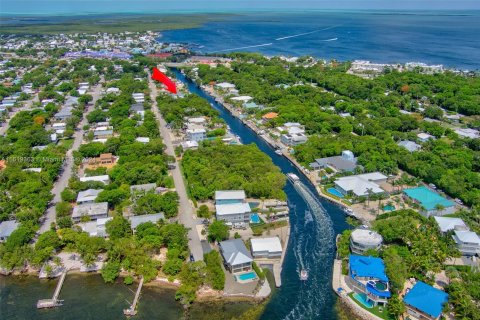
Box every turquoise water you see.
[327,188,345,198]
[250,213,261,224]
[353,293,373,308]
[237,272,257,281]
[383,205,395,211]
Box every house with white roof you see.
[219,239,253,273]
[72,202,109,222]
[186,128,206,142]
[0,220,19,242]
[215,190,251,223]
[250,237,283,259]
[77,217,112,238]
[334,172,387,197]
[76,189,103,204]
[79,175,110,185]
[417,133,435,143]
[452,230,480,256]
[454,128,479,139]
[135,137,150,144]
[398,140,421,153]
[350,228,383,255]
[180,140,199,150]
[433,217,468,234]
[280,132,308,146]
[129,213,165,232]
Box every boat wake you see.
[216,42,273,52]
[322,37,338,42]
[284,180,335,320]
[275,25,341,41]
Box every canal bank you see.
[171,69,351,320]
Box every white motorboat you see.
[300,269,308,281]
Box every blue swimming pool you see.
[383,205,395,211]
[353,293,373,308]
[250,213,261,224]
[237,272,257,281]
[327,188,344,198]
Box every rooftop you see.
[349,255,388,282]
[215,190,246,201]
[335,172,386,197]
[433,217,468,233]
[250,237,283,253]
[77,189,103,203]
[403,187,455,211]
[216,203,251,216]
[403,281,448,319]
[453,230,480,245]
[0,220,19,239]
[129,213,165,230]
[351,228,383,246]
[72,202,108,219]
[219,238,253,266]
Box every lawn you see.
[347,292,392,320]
[250,220,288,236]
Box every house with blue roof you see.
[403,281,448,320]
[403,186,456,217]
[346,255,391,307]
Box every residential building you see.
[54,107,73,121]
[0,220,19,242]
[334,172,387,197]
[79,175,110,185]
[262,112,278,120]
[403,187,456,217]
[417,133,435,143]
[215,190,251,223]
[310,150,358,172]
[350,228,383,255]
[186,128,206,142]
[180,140,199,150]
[403,281,448,320]
[93,126,113,139]
[280,133,308,146]
[77,217,112,238]
[87,153,116,168]
[135,137,150,143]
[454,128,480,139]
[219,239,253,273]
[398,140,421,152]
[433,217,468,233]
[452,230,480,256]
[76,189,103,204]
[130,183,156,194]
[346,255,391,307]
[215,190,246,205]
[72,202,109,222]
[129,213,165,232]
[250,237,283,259]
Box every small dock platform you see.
[124,277,144,316]
[37,269,67,309]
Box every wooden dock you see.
[37,269,67,309]
[124,277,144,316]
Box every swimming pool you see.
[383,205,395,211]
[250,213,261,224]
[237,272,257,281]
[353,293,373,308]
[327,188,344,198]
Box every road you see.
[148,74,204,261]
[38,81,103,234]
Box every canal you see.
[172,69,351,320]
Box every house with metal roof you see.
[398,140,422,152]
[433,216,468,233]
[346,255,391,307]
[215,190,246,204]
[72,202,109,223]
[219,239,253,273]
[215,203,251,224]
[0,220,19,242]
[350,228,383,255]
[250,237,282,259]
[452,230,480,256]
[77,217,112,238]
[76,189,103,204]
[334,172,387,197]
[79,175,110,185]
[129,213,165,232]
[130,183,156,194]
[310,150,358,173]
[403,281,448,320]
[403,187,455,217]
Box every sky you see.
[1,0,479,15]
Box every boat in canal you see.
[300,269,308,281]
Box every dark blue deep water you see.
[161,12,480,70]
[173,70,350,320]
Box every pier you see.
[124,277,144,316]
[36,269,67,309]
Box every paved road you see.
[38,82,103,234]
[148,75,204,261]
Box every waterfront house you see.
[215,190,251,224]
[398,140,422,152]
[346,255,391,307]
[0,220,19,242]
[350,228,383,255]
[433,216,468,234]
[403,281,448,320]
[186,128,206,142]
[72,202,109,223]
[129,213,165,232]
[403,187,455,217]
[334,172,387,197]
[219,239,253,273]
[79,175,110,185]
[452,230,480,256]
[310,150,358,173]
[250,237,282,259]
[77,217,112,238]
[280,133,308,146]
[76,189,103,204]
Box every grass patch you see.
[60,138,74,149]
[347,292,391,320]
[250,220,288,236]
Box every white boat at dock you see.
[343,207,356,217]
[287,173,300,183]
[275,149,283,155]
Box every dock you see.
[36,269,67,309]
[124,277,144,316]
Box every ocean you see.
[160,11,480,70]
